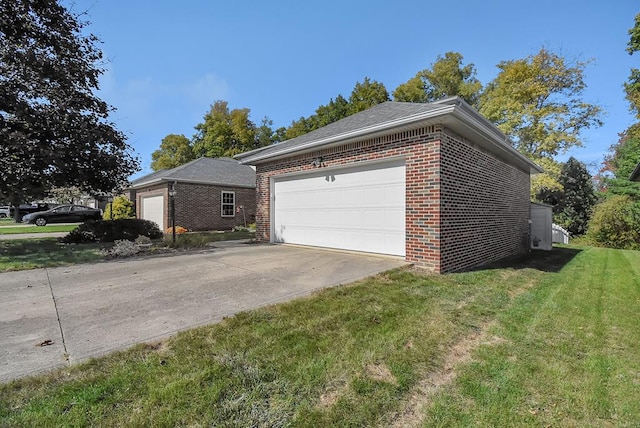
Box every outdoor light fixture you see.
[311,156,324,168]
[169,181,177,243]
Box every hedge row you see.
[61,219,163,243]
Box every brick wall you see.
[255,126,442,269]
[174,183,255,231]
[134,182,256,232]
[254,125,531,272]
[438,129,530,272]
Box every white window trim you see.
[221,191,235,217]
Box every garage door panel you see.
[273,160,405,256]
[140,195,164,230]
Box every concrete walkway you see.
[0,243,405,383]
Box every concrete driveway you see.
[0,243,405,383]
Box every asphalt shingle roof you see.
[249,101,443,159]
[129,157,255,188]
[235,97,543,174]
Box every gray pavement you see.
[0,243,405,383]
[0,232,68,240]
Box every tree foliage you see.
[587,195,640,250]
[554,157,596,236]
[625,13,640,117]
[103,195,135,220]
[0,0,139,206]
[150,134,194,171]
[192,101,263,158]
[347,77,389,114]
[393,52,482,105]
[531,157,563,201]
[47,186,84,204]
[283,78,388,140]
[479,48,603,159]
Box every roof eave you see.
[237,100,542,175]
[236,104,457,165]
[127,177,255,189]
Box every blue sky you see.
[68,0,638,178]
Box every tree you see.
[394,52,482,105]
[282,78,388,141]
[0,0,139,210]
[103,195,135,220]
[554,157,596,236]
[347,77,390,114]
[392,75,427,103]
[255,117,281,147]
[478,48,603,159]
[192,101,259,157]
[602,125,640,180]
[47,186,84,204]
[315,95,350,128]
[624,13,640,117]
[284,116,315,140]
[150,134,194,171]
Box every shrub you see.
[134,235,152,245]
[104,239,140,258]
[62,219,163,243]
[587,195,640,250]
[162,233,210,249]
[166,226,188,234]
[103,195,135,220]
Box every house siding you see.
[255,125,530,273]
[133,183,255,232]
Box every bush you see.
[103,196,135,220]
[62,219,163,243]
[166,226,188,234]
[587,195,640,250]
[104,239,140,258]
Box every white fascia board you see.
[237,104,457,165]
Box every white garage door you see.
[273,159,405,256]
[140,195,164,230]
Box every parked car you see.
[22,204,101,226]
[0,206,10,218]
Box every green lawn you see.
[0,238,105,271]
[1,245,638,426]
[0,224,77,234]
[0,231,255,272]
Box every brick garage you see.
[126,157,256,232]
[236,97,542,273]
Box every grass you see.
[1,245,638,426]
[0,230,254,272]
[0,238,105,271]
[0,224,78,234]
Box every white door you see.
[273,159,405,256]
[140,195,164,230]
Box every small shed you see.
[530,202,552,251]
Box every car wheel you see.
[0,213,6,218]
[35,217,47,226]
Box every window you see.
[221,191,235,217]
